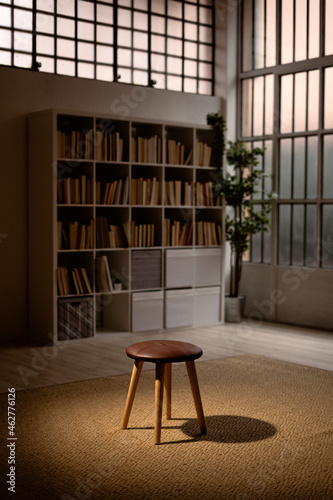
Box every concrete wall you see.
[0,66,223,341]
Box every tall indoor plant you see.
[207,113,273,321]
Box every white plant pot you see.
[224,295,246,323]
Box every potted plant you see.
[207,113,274,322]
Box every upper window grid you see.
[0,0,214,95]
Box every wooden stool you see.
[121,340,206,445]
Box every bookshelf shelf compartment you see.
[29,109,224,344]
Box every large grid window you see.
[0,0,214,95]
[240,0,333,269]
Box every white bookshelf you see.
[28,109,225,344]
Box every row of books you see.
[166,140,192,165]
[58,220,94,250]
[57,176,93,205]
[57,267,92,296]
[57,130,93,160]
[96,178,129,205]
[96,255,113,292]
[131,178,160,205]
[164,180,221,206]
[96,217,130,249]
[164,219,193,247]
[164,220,222,247]
[95,131,124,162]
[196,140,212,167]
[131,222,155,248]
[196,221,222,246]
[131,135,162,163]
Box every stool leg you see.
[154,363,165,445]
[185,360,206,435]
[164,363,172,420]
[121,360,143,430]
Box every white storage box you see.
[194,248,222,286]
[193,286,221,326]
[165,288,193,328]
[132,291,163,332]
[165,248,194,288]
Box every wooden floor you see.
[0,321,332,393]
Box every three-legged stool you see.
[121,340,206,444]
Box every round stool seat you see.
[126,340,203,364]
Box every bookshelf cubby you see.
[28,109,224,344]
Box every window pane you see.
[308,70,319,130]
[251,207,262,262]
[152,72,165,89]
[242,0,253,71]
[36,35,53,55]
[133,12,147,30]
[325,0,333,55]
[167,56,182,74]
[0,6,11,28]
[167,37,182,55]
[280,74,293,133]
[78,0,94,21]
[254,0,264,69]
[278,204,291,264]
[185,41,197,58]
[57,0,74,17]
[14,52,31,67]
[133,50,147,69]
[264,140,273,198]
[78,21,94,41]
[323,135,333,198]
[57,18,75,38]
[78,62,94,78]
[295,0,307,61]
[253,140,263,200]
[309,0,320,58]
[0,51,11,66]
[134,31,148,50]
[242,78,252,137]
[57,39,75,58]
[97,4,113,24]
[167,75,182,91]
[167,19,182,37]
[199,26,212,43]
[305,205,317,266]
[199,43,212,61]
[185,4,197,22]
[15,31,32,52]
[292,205,305,265]
[294,72,306,132]
[280,139,292,198]
[118,48,131,66]
[96,64,113,82]
[118,8,131,27]
[168,0,182,18]
[133,70,147,85]
[0,29,11,48]
[198,80,211,95]
[321,205,333,267]
[38,56,54,73]
[97,25,113,44]
[78,42,94,61]
[97,45,113,64]
[266,0,276,67]
[253,76,264,136]
[184,78,197,93]
[281,0,293,64]
[152,0,165,15]
[151,15,165,34]
[151,35,165,53]
[184,59,197,77]
[324,67,333,129]
[307,136,318,199]
[185,22,197,41]
[265,74,274,135]
[151,53,165,71]
[36,13,54,34]
[199,62,211,79]
[14,8,32,30]
[57,59,75,76]
[293,137,306,199]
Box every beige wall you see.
[0,66,223,341]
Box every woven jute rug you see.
[1,354,332,500]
